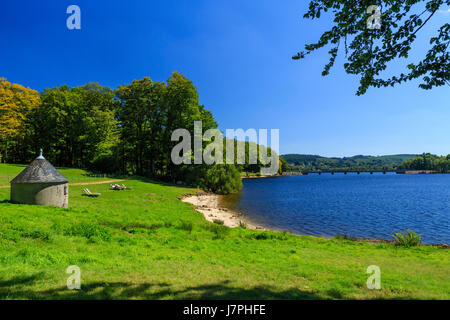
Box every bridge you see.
[284,170,401,176]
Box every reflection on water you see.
[218,192,243,210]
[220,173,450,244]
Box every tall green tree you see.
[74,83,119,171]
[116,77,165,175]
[162,72,218,181]
[34,83,117,168]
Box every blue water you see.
[220,173,450,244]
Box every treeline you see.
[282,154,417,172]
[0,74,280,194]
[399,153,450,173]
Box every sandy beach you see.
[182,193,265,230]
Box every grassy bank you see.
[0,165,448,299]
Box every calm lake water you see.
[220,173,450,244]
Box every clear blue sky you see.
[1,0,449,157]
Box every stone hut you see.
[10,150,69,208]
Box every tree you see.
[0,78,40,163]
[34,83,117,168]
[1,74,245,194]
[116,77,164,175]
[162,72,218,181]
[293,0,450,95]
[399,153,450,172]
[279,156,289,173]
[115,72,221,184]
[73,83,119,171]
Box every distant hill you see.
[281,154,418,172]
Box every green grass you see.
[0,169,448,299]
[0,163,118,185]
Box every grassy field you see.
[0,164,448,299]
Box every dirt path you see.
[70,179,126,186]
[0,179,126,189]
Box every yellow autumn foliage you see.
[0,78,40,141]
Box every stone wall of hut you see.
[11,182,69,208]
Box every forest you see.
[399,153,450,173]
[0,74,280,194]
[282,154,417,172]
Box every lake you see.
[220,173,450,244]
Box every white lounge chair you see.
[83,188,101,197]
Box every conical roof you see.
[10,151,69,184]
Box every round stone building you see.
[10,150,69,208]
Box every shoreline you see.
[181,193,448,247]
[182,192,266,230]
[241,175,283,179]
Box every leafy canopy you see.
[0,78,40,140]
[399,152,450,172]
[293,0,450,95]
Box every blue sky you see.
[1,0,449,157]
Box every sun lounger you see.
[83,188,101,197]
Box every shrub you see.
[182,164,243,195]
[213,219,224,225]
[202,165,243,194]
[393,230,423,247]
